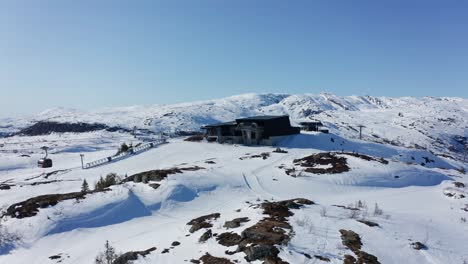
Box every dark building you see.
[300,121,324,132]
[202,115,300,145]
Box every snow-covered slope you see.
[1,93,466,160]
[0,132,467,263]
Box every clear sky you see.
[1,0,467,117]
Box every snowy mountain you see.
[2,93,467,161]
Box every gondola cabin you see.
[37,158,53,168]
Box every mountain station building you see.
[201,115,300,145]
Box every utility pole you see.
[80,154,85,169]
[358,125,365,140]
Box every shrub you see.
[320,207,327,217]
[348,209,360,219]
[373,203,383,216]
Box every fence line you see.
[84,139,166,169]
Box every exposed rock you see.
[112,247,156,264]
[187,213,221,233]
[453,182,465,188]
[241,218,290,246]
[125,166,204,183]
[199,253,234,264]
[0,184,11,190]
[410,241,427,250]
[243,244,279,262]
[293,153,350,174]
[339,229,362,253]
[357,220,379,227]
[356,251,380,264]
[240,152,270,160]
[48,255,61,260]
[343,254,357,264]
[199,229,213,243]
[223,217,250,229]
[171,241,180,247]
[340,230,380,263]
[217,232,242,247]
[148,183,160,189]
[238,199,312,263]
[6,189,109,218]
[272,148,288,154]
[161,248,170,254]
[314,255,331,262]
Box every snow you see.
[0,93,467,263]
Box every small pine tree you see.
[81,179,89,193]
[95,240,118,264]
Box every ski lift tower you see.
[80,154,85,169]
[358,125,365,140]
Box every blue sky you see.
[1,0,467,117]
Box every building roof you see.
[202,115,292,129]
[201,121,237,128]
[236,115,289,122]
[300,121,323,125]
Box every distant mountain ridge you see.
[1,93,467,160]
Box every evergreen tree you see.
[81,179,89,193]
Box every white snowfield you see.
[0,93,466,263]
[0,130,467,264]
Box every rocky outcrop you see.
[339,229,380,264]
[6,189,109,218]
[187,213,221,233]
[293,153,350,174]
[112,247,156,264]
[216,232,242,247]
[125,166,204,183]
[199,253,234,264]
[199,229,213,243]
[223,217,250,229]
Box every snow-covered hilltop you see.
[2,93,467,160]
